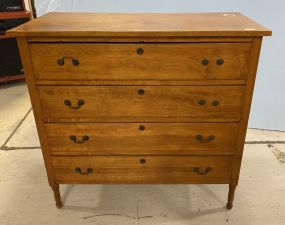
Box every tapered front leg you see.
[51,184,63,208]
[226,185,236,210]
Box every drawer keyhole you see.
[139,124,145,131]
[139,159,146,164]
[138,89,145,95]
[136,47,144,55]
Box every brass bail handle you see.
[198,99,219,106]
[193,167,212,175]
[74,167,93,175]
[69,135,89,144]
[64,99,85,109]
[196,134,215,143]
[57,56,80,66]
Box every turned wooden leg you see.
[51,184,63,209]
[227,185,236,210]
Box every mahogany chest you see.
[9,12,271,209]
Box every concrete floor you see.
[0,82,285,225]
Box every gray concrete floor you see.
[0,83,285,225]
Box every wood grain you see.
[13,12,270,209]
[30,43,251,80]
[39,85,245,120]
[30,43,251,81]
[8,12,272,37]
[51,155,233,184]
[27,36,253,43]
[231,37,263,188]
[43,117,241,124]
[35,79,246,86]
[45,122,239,154]
[16,38,57,187]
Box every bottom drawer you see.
[51,156,233,184]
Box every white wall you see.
[34,0,284,130]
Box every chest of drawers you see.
[9,12,271,209]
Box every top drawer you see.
[30,43,251,81]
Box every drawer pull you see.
[69,135,89,144]
[139,124,145,131]
[201,58,210,65]
[196,134,215,143]
[193,167,212,175]
[57,56,80,66]
[139,159,146,164]
[212,100,219,106]
[216,58,224,65]
[198,99,206,105]
[138,89,145,95]
[136,47,144,55]
[64,99,85,109]
[74,167,93,175]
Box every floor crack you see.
[245,141,285,144]
[83,213,137,219]
[137,201,139,225]
[0,108,32,150]
[0,146,40,150]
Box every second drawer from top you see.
[39,85,245,120]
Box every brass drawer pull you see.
[216,58,224,65]
[139,124,145,131]
[212,100,219,106]
[138,89,145,95]
[57,56,80,66]
[201,58,210,65]
[69,135,89,144]
[64,99,85,109]
[139,159,146,164]
[74,167,93,175]
[136,47,144,55]
[193,167,212,175]
[198,99,219,106]
[196,134,215,143]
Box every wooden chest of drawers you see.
[9,12,271,209]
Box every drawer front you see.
[51,156,233,184]
[39,86,244,119]
[30,43,251,81]
[46,123,239,154]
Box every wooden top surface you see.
[8,12,271,37]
